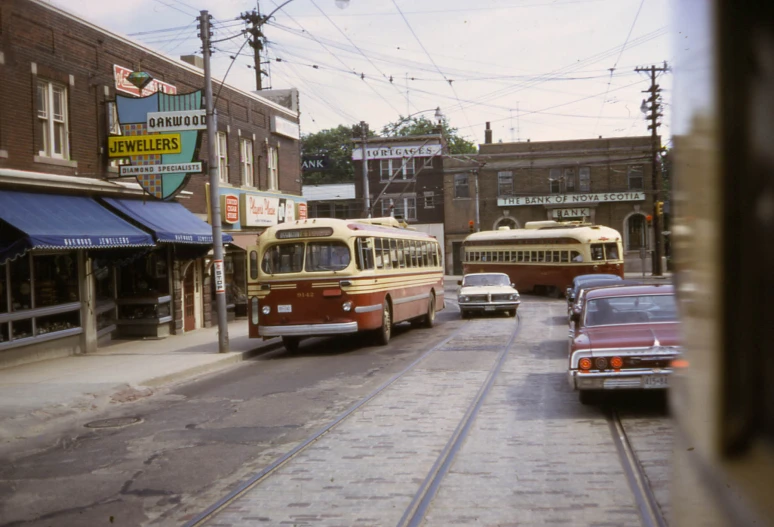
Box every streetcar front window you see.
[306,241,351,272]
[591,244,605,261]
[604,243,620,261]
[262,243,304,274]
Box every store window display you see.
[0,251,81,346]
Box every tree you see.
[300,124,376,185]
[380,115,477,155]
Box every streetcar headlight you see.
[262,305,271,315]
[342,301,353,312]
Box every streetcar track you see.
[182,320,473,527]
[608,407,668,527]
[397,312,522,527]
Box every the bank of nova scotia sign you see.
[108,90,206,200]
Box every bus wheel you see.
[282,336,301,353]
[422,294,436,328]
[375,302,391,345]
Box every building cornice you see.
[0,169,146,197]
[28,0,299,121]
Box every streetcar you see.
[246,217,444,351]
[670,1,774,525]
[461,220,624,295]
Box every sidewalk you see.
[0,320,281,451]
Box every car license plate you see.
[484,306,495,311]
[643,374,668,388]
[278,305,292,313]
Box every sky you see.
[47,0,672,147]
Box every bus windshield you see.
[261,242,351,274]
[306,241,351,272]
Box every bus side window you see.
[250,250,259,279]
[397,241,406,268]
[434,243,440,267]
[561,251,569,263]
[383,239,392,269]
[374,238,384,269]
[571,250,582,262]
[356,238,375,270]
[390,239,398,268]
[590,244,605,261]
[410,241,417,267]
[423,242,429,267]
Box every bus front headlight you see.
[342,301,353,312]
[262,305,271,315]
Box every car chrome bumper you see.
[568,369,671,390]
[259,322,359,337]
[459,301,520,311]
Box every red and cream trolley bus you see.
[246,217,444,351]
[462,220,624,295]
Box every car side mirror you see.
[457,280,462,286]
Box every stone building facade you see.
[444,136,658,275]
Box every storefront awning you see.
[227,233,260,251]
[0,190,155,264]
[102,197,233,245]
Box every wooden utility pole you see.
[636,62,669,276]
[241,8,265,90]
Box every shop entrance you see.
[183,265,196,331]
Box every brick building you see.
[352,133,446,250]
[0,0,305,366]
[444,133,657,275]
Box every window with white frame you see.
[216,132,228,183]
[381,196,417,220]
[497,171,513,196]
[240,138,255,187]
[37,80,69,159]
[454,174,469,198]
[268,146,279,190]
[628,165,644,190]
[564,168,576,191]
[549,168,562,193]
[579,167,591,192]
[380,158,415,180]
[423,191,434,208]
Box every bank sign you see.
[108,87,205,200]
[498,191,645,207]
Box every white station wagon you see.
[457,272,521,318]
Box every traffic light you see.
[646,214,653,226]
[655,201,664,216]
[469,220,475,233]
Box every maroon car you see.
[567,284,681,404]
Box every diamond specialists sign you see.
[498,191,645,207]
[108,90,205,200]
[113,65,176,97]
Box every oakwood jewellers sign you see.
[498,191,645,207]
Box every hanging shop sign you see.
[271,116,300,140]
[221,194,240,224]
[551,207,591,219]
[498,191,645,207]
[113,65,177,97]
[107,89,205,200]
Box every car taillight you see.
[610,356,624,369]
[595,357,608,370]
[579,358,592,370]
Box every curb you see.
[143,338,284,388]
